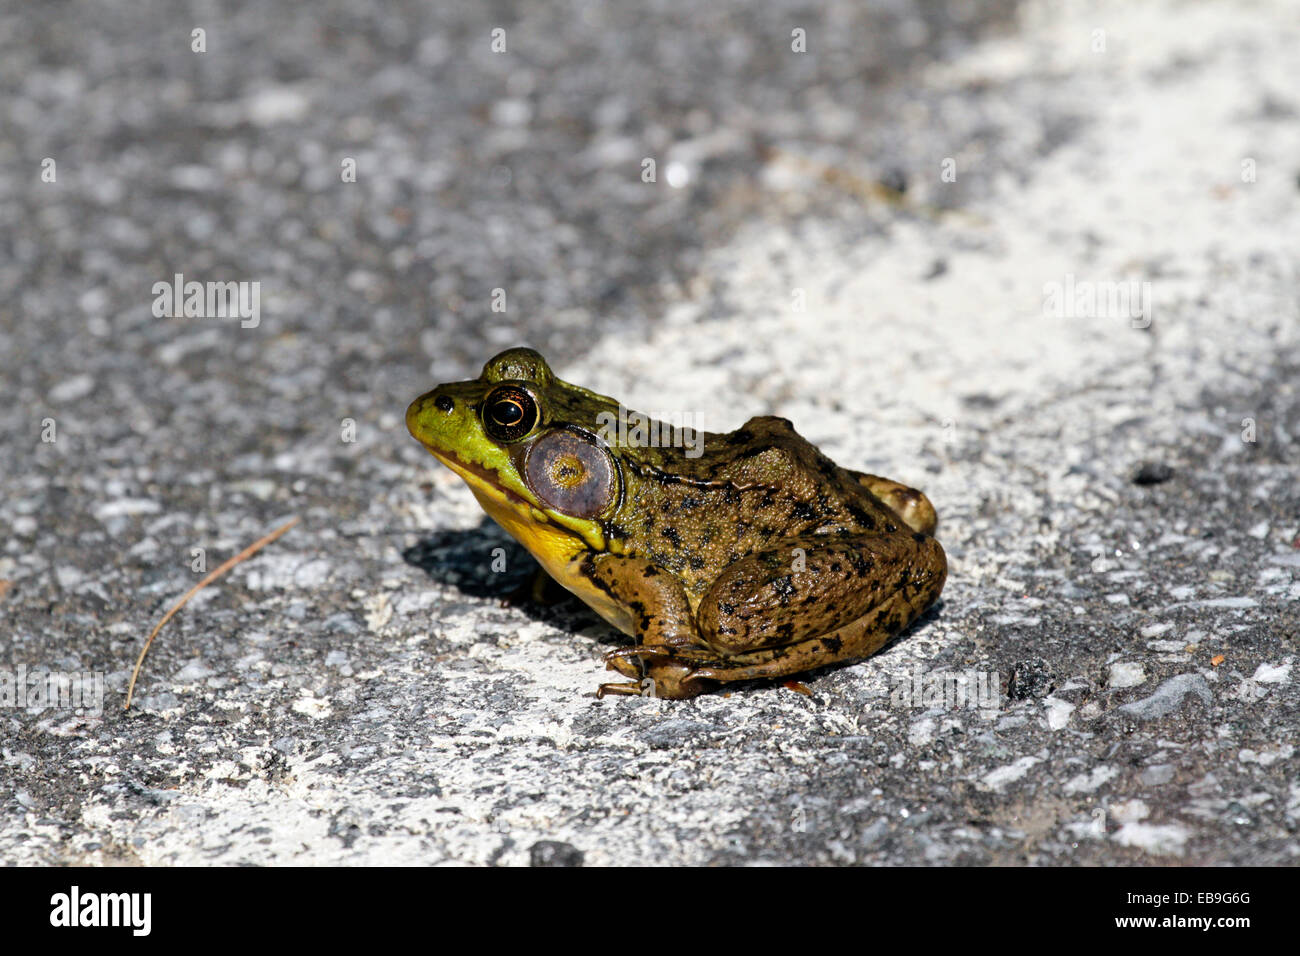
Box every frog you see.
[406,347,947,700]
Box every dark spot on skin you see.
[661,527,680,545]
[849,552,874,574]
[654,551,686,573]
[680,495,701,510]
[913,532,927,543]
[435,395,454,412]
[776,622,795,639]
[642,566,659,577]
[820,636,843,653]
[718,601,735,614]
[688,556,705,570]
[831,562,842,573]
[627,598,647,620]
[885,523,897,534]
[772,576,795,603]
[581,556,620,604]
[792,501,817,520]
[846,504,876,530]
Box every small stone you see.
[1007,659,1056,700]
[1251,661,1291,684]
[880,167,908,194]
[1107,662,1146,689]
[529,840,583,867]
[49,374,96,404]
[246,86,310,126]
[173,660,215,682]
[1140,764,1174,786]
[1043,697,1075,729]
[1117,674,1211,720]
[1132,462,1174,486]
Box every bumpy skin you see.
[406,347,947,699]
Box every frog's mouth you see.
[423,446,540,516]
[422,442,612,581]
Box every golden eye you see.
[482,385,539,441]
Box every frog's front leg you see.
[691,531,946,684]
[576,553,718,700]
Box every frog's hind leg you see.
[688,530,946,687]
[690,587,933,684]
[697,532,945,653]
[849,471,938,535]
[587,531,946,698]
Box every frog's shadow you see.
[401,519,625,647]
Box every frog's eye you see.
[524,429,616,519]
[482,385,540,442]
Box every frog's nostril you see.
[435,395,454,413]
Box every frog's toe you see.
[603,650,646,679]
[603,646,689,681]
[596,680,655,698]
[595,674,710,699]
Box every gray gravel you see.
[2,0,1297,865]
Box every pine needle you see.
[125,516,300,711]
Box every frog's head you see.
[406,347,627,552]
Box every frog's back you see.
[610,416,901,600]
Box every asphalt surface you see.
[2,0,1297,865]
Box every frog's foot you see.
[599,648,719,700]
[595,679,656,698]
[597,671,715,700]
